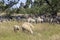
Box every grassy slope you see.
[0,21,60,40]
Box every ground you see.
[0,21,60,40]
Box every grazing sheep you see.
[21,22,34,34]
[13,25,20,32]
[37,17,43,23]
[27,17,35,23]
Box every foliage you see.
[0,0,60,16]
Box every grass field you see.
[0,21,60,40]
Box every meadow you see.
[0,21,60,40]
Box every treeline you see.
[0,0,60,17]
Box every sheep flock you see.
[13,22,34,34]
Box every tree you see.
[0,0,60,17]
[45,0,60,17]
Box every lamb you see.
[13,25,20,32]
[21,22,34,34]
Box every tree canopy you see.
[0,0,60,16]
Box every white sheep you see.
[37,17,43,23]
[13,25,20,32]
[27,17,35,23]
[21,22,34,34]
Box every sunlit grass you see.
[0,21,60,40]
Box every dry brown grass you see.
[0,21,60,40]
[49,33,60,40]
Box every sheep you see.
[21,22,34,34]
[13,25,20,32]
[27,17,35,23]
[37,17,43,23]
